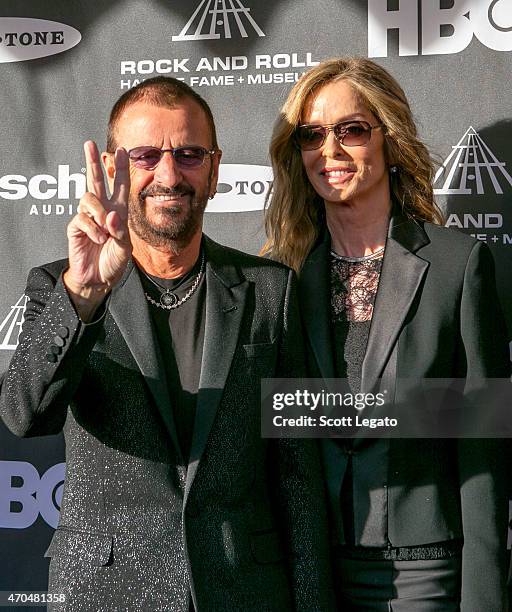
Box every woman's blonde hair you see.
[261,57,443,272]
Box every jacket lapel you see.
[185,237,249,499]
[108,260,183,461]
[360,214,430,393]
[299,230,336,380]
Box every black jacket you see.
[1,235,333,612]
[299,213,510,612]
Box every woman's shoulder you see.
[414,221,500,286]
[421,221,484,257]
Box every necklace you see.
[330,246,385,263]
[140,252,205,310]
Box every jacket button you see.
[49,345,61,355]
[46,353,58,363]
[57,326,69,339]
[53,335,65,347]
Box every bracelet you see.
[79,294,111,326]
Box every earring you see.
[209,191,216,200]
[390,165,398,174]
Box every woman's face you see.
[300,79,389,208]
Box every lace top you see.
[330,248,384,393]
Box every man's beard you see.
[128,182,208,250]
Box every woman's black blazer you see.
[299,210,511,611]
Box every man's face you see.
[104,99,220,249]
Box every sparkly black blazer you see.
[0,236,334,612]
[299,212,511,612]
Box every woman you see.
[262,57,510,611]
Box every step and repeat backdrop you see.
[0,0,511,593]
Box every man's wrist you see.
[63,270,111,323]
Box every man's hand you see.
[63,141,132,322]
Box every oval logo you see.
[0,18,81,63]
[206,164,273,213]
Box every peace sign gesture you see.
[63,141,132,321]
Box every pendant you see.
[160,290,178,308]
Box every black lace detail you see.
[330,251,384,323]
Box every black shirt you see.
[138,255,206,463]
[330,249,383,547]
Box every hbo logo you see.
[369,0,511,57]
[0,461,64,529]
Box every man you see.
[0,78,332,611]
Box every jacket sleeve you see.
[458,241,511,612]
[0,265,104,437]
[271,268,336,611]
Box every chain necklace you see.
[140,252,205,310]
[330,246,385,262]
